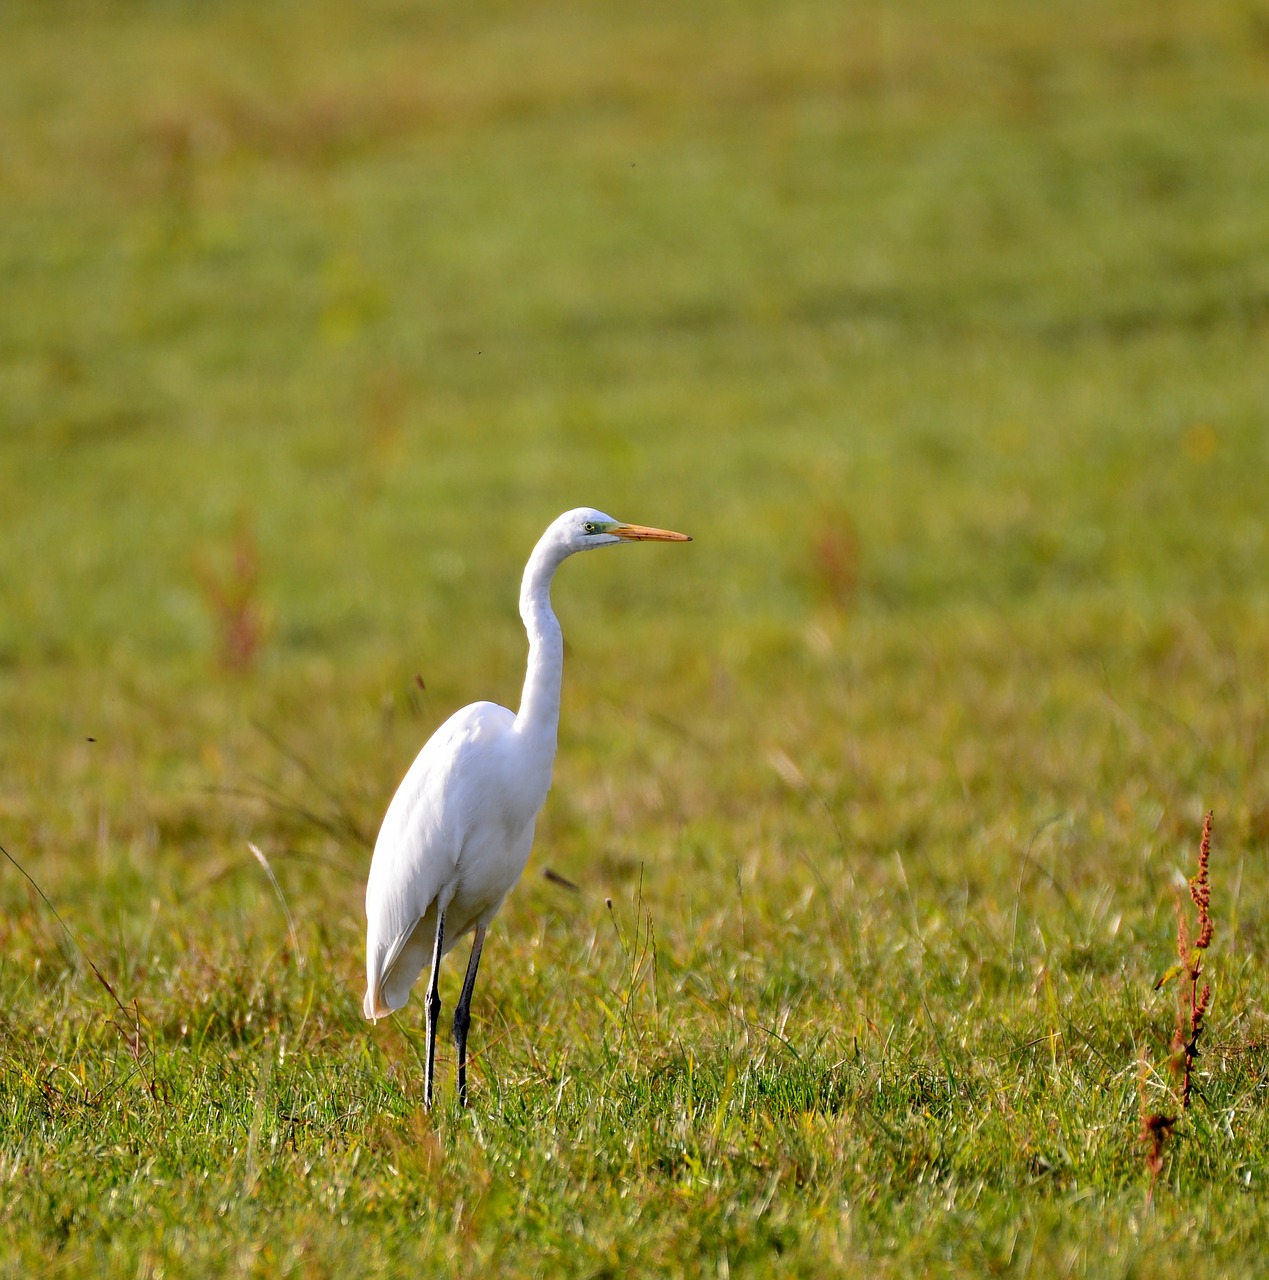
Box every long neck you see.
[513,536,568,747]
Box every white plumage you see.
[363,507,690,1108]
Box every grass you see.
[2,0,1268,1274]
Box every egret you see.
[364,507,691,1108]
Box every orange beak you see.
[612,523,692,543]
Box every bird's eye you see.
[583,522,598,535]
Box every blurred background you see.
[0,0,1266,938]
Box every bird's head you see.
[552,507,692,555]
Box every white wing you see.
[363,700,516,1019]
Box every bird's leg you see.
[453,925,487,1108]
[424,909,445,1111]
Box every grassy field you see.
[2,0,1269,1274]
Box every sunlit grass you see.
[2,0,1268,1275]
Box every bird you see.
[363,507,691,1109]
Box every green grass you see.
[2,0,1269,1274]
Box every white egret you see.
[364,507,691,1108]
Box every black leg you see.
[424,909,445,1111]
[453,926,487,1108]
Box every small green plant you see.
[1139,1055,1175,1210]
[193,515,266,673]
[1142,810,1216,1201]
[1156,809,1215,1110]
[810,508,861,613]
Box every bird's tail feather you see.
[363,985,395,1022]
[364,919,430,1022]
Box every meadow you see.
[1,0,1268,1274]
